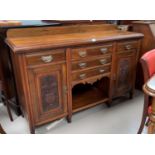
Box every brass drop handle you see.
[79,73,86,80]
[99,69,105,73]
[78,62,87,68]
[125,45,132,50]
[41,55,53,63]
[100,48,108,54]
[78,51,87,57]
[100,59,107,65]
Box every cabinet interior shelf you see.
[72,83,109,113]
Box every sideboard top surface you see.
[6,24,144,53]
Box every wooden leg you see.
[20,108,24,118]
[138,115,147,134]
[137,95,149,134]
[0,124,6,134]
[30,126,35,134]
[106,103,111,108]
[106,100,112,108]
[148,121,155,134]
[21,113,24,118]
[2,97,5,104]
[147,98,155,134]
[67,115,72,123]
[145,118,150,126]
[29,121,35,134]
[5,100,13,122]
[2,92,13,121]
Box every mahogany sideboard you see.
[5,24,143,133]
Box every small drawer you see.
[117,49,137,56]
[71,44,113,60]
[72,65,110,82]
[72,56,111,71]
[26,49,66,66]
[117,40,139,52]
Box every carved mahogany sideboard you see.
[5,24,143,133]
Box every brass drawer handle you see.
[100,48,108,54]
[100,59,107,65]
[41,55,53,63]
[78,62,87,69]
[78,51,87,57]
[125,45,132,50]
[99,69,105,73]
[79,73,86,80]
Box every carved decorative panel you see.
[117,59,130,89]
[40,74,59,112]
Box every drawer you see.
[116,49,137,56]
[72,65,111,82]
[26,49,66,66]
[71,44,113,60]
[117,40,139,52]
[72,56,111,71]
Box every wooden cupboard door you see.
[28,63,67,125]
[114,52,137,97]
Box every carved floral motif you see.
[40,75,59,112]
[117,59,130,89]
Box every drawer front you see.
[117,40,139,52]
[26,49,66,66]
[71,44,113,60]
[72,65,110,82]
[72,56,111,71]
[116,49,137,56]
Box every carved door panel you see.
[114,52,136,97]
[28,63,67,125]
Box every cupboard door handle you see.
[100,59,107,65]
[99,69,105,73]
[41,55,53,63]
[125,45,132,50]
[100,48,108,54]
[79,73,86,80]
[78,62,87,69]
[78,51,87,57]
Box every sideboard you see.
[5,24,143,133]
